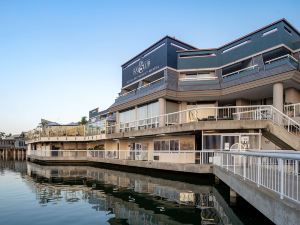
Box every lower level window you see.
[154,140,179,151]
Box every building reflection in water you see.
[21,162,244,225]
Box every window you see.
[181,71,217,81]
[119,108,135,124]
[154,139,179,151]
[137,101,159,120]
[284,26,292,35]
[170,140,179,151]
[179,53,216,58]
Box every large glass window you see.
[137,101,159,120]
[119,108,135,124]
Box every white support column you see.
[273,82,284,112]
[159,98,166,127]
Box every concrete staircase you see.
[262,127,298,150]
[258,105,300,150]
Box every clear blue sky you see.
[1,0,300,134]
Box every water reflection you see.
[25,163,242,225]
[0,161,273,225]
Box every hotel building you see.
[26,19,300,164]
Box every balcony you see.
[222,65,259,80]
[264,54,299,70]
[115,77,166,104]
[178,71,220,91]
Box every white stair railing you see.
[234,105,300,136]
[266,106,300,136]
[284,103,300,118]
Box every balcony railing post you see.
[226,153,229,171]
[257,157,261,187]
[179,111,181,124]
[279,158,284,199]
[243,156,246,180]
[233,155,236,174]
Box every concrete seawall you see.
[214,166,300,225]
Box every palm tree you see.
[80,116,88,125]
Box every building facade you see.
[26,19,300,163]
[0,134,27,160]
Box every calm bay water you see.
[0,160,274,225]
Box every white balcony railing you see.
[285,103,300,118]
[29,149,215,165]
[88,149,215,164]
[27,105,300,140]
[222,65,259,79]
[118,77,165,98]
[108,105,300,136]
[29,149,88,158]
[214,151,300,204]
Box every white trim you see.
[170,43,188,51]
[178,67,218,73]
[293,48,300,53]
[124,58,140,69]
[123,43,166,69]
[262,28,278,37]
[179,53,216,59]
[143,43,165,58]
[222,40,251,54]
[203,132,260,136]
[179,77,218,81]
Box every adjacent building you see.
[0,134,27,160]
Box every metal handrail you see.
[214,150,300,203]
[119,77,164,97]
[27,105,300,139]
[265,54,298,65]
[222,64,258,78]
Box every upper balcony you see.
[219,49,299,89]
[178,70,220,91]
[115,77,166,104]
[25,124,107,143]
[112,68,179,106]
